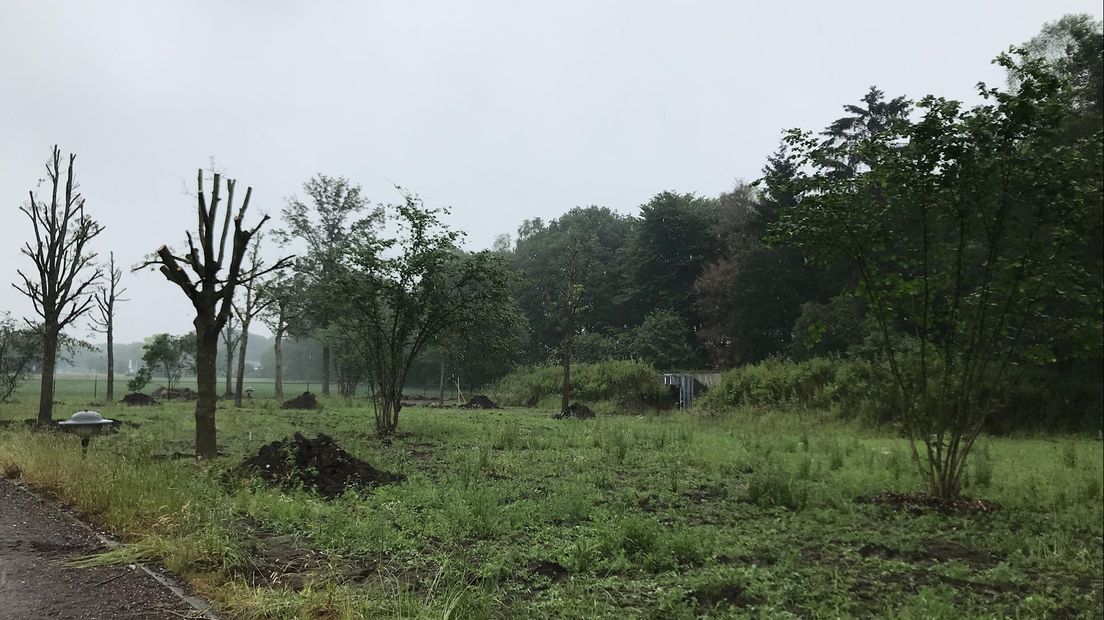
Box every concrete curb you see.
[11,481,221,620]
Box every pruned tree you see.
[259,272,307,403]
[88,252,128,401]
[140,170,289,458]
[335,191,511,435]
[233,234,278,406]
[221,314,241,397]
[14,146,104,423]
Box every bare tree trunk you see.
[561,326,573,414]
[235,321,250,406]
[224,347,234,397]
[438,355,445,405]
[274,330,284,403]
[194,321,218,458]
[105,318,114,401]
[321,344,331,396]
[37,325,59,424]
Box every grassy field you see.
[0,396,1101,618]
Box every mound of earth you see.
[460,395,500,409]
[151,387,197,400]
[121,393,159,406]
[230,432,403,499]
[282,392,319,410]
[555,403,595,419]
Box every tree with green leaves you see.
[776,51,1103,499]
[276,175,379,397]
[335,191,512,434]
[623,191,719,343]
[14,146,104,423]
[140,333,195,396]
[0,313,38,402]
[510,207,635,362]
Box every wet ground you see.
[0,478,205,619]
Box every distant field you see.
[0,395,1101,617]
[13,375,475,404]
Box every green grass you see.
[1,396,1101,618]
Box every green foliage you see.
[139,333,195,392]
[492,360,668,410]
[775,49,1103,498]
[335,191,514,434]
[700,357,839,411]
[126,366,152,394]
[0,313,38,401]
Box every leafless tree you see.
[88,252,128,401]
[233,235,278,406]
[14,146,104,423]
[221,314,241,397]
[140,170,289,458]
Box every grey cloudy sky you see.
[2,0,1100,343]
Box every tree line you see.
[4,16,1100,486]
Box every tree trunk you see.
[194,322,219,459]
[561,317,574,414]
[224,342,234,397]
[235,320,250,407]
[274,329,284,403]
[321,344,331,396]
[37,324,59,424]
[438,355,445,405]
[105,318,114,402]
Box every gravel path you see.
[0,478,208,619]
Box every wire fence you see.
[15,375,490,403]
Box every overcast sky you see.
[2,1,1100,343]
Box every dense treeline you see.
[18,15,1101,439]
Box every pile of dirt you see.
[229,432,403,499]
[555,403,595,419]
[282,392,319,410]
[460,394,500,409]
[151,387,197,400]
[856,491,1001,514]
[121,393,159,406]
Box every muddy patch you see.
[528,560,569,584]
[687,583,761,611]
[856,491,1000,515]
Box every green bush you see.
[491,360,668,411]
[699,357,839,412]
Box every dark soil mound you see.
[555,402,595,419]
[460,394,500,409]
[121,393,159,406]
[230,433,403,499]
[856,491,1000,515]
[282,392,319,410]
[150,387,196,400]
